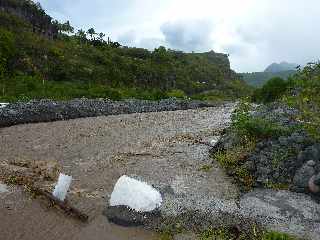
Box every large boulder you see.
[293,160,316,192]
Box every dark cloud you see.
[160,19,215,52]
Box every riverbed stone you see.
[103,205,161,227]
[240,189,320,240]
[293,162,316,192]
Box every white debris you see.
[110,175,162,212]
[53,173,72,201]
[0,103,9,109]
[0,183,9,193]
[210,136,221,146]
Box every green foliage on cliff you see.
[0,2,250,101]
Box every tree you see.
[53,20,74,34]
[87,28,96,40]
[252,77,288,103]
[98,32,105,42]
[61,21,74,34]
[76,29,87,43]
[0,28,15,96]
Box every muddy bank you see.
[0,105,235,240]
[0,98,214,127]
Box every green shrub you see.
[252,77,288,103]
[283,62,320,141]
[232,100,290,139]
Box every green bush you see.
[232,100,290,139]
[252,77,288,103]
[283,62,320,141]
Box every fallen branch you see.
[3,174,89,223]
[35,188,89,223]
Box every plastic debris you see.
[0,103,9,109]
[53,173,72,201]
[0,183,9,193]
[110,175,162,212]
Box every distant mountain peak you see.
[264,62,298,73]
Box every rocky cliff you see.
[0,0,58,39]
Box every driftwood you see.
[2,164,89,223]
[35,188,89,223]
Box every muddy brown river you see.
[0,104,236,240]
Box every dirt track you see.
[0,104,237,240]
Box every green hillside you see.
[0,0,250,102]
[241,70,296,87]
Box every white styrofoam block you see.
[53,173,72,201]
[210,136,221,146]
[0,183,9,193]
[110,175,162,212]
[0,103,9,109]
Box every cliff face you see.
[200,51,238,81]
[0,0,58,38]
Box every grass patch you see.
[212,138,256,190]
[159,232,173,240]
[262,231,297,240]
[264,181,289,191]
[231,100,292,140]
[199,227,298,240]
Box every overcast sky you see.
[37,0,320,72]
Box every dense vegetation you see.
[0,0,250,102]
[284,62,320,140]
[251,77,289,103]
[251,62,320,141]
[241,70,295,87]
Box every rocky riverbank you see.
[0,98,213,128]
[211,102,320,199]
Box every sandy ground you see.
[0,104,237,240]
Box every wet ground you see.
[0,104,237,240]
